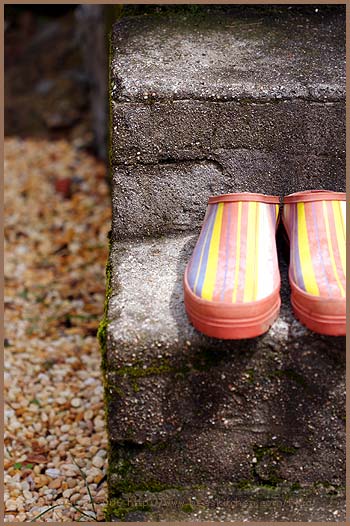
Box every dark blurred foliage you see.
[5,4,77,19]
[5,5,92,147]
[5,4,343,161]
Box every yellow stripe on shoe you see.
[297,202,319,296]
[201,202,224,301]
[244,201,257,302]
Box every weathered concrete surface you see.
[111,100,344,166]
[107,486,345,522]
[112,151,344,238]
[110,7,345,239]
[106,6,346,521]
[111,7,345,103]
[104,233,345,520]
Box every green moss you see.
[191,348,227,371]
[278,445,298,455]
[108,385,125,398]
[97,240,113,373]
[108,344,250,378]
[116,362,173,378]
[235,479,303,495]
[97,317,108,370]
[251,444,297,487]
[131,379,140,393]
[235,479,253,490]
[254,444,297,461]
[105,499,151,521]
[181,503,194,513]
[111,477,174,494]
[244,368,255,384]
[269,368,307,387]
[114,358,193,379]
[146,441,168,452]
[313,481,344,494]
[109,446,184,501]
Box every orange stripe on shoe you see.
[322,201,345,298]
[331,200,346,279]
[222,202,239,303]
[304,202,330,297]
[235,201,249,303]
[212,202,228,301]
[253,202,260,301]
[232,201,242,303]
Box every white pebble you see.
[62,488,74,499]
[60,424,70,433]
[92,455,104,469]
[94,417,104,430]
[71,398,82,408]
[6,499,17,511]
[45,468,61,479]
[23,490,33,500]
[84,409,93,421]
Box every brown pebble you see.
[73,451,86,458]
[67,478,77,489]
[94,494,105,504]
[34,475,49,489]
[70,493,80,504]
[48,478,62,489]
[77,436,90,446]
[4,137,109,522]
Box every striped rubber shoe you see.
[282,190,346,336]
[184,193,281,339]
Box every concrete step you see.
[105,6,346,521]
[110,6,345,239]
[103,232,345,521]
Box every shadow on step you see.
[163,230,345,486]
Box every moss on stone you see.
[105,499,151,521]
[108,444,185,503]
[235,479,253,490]
[131,379,140,393]
[269,368,307,387]
[245,368,255,384]
[313,481,345,494]
[111,477,175,494]
[113,356,194,379]
[97,233,113,373]
[251,443,297,487]
[116,362,173,378]
[253,443,297,461]
[146,441,168,452]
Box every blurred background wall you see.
[5,4,340,163]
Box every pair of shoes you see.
[183,190,346,339]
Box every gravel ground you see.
[4,137,111,522]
